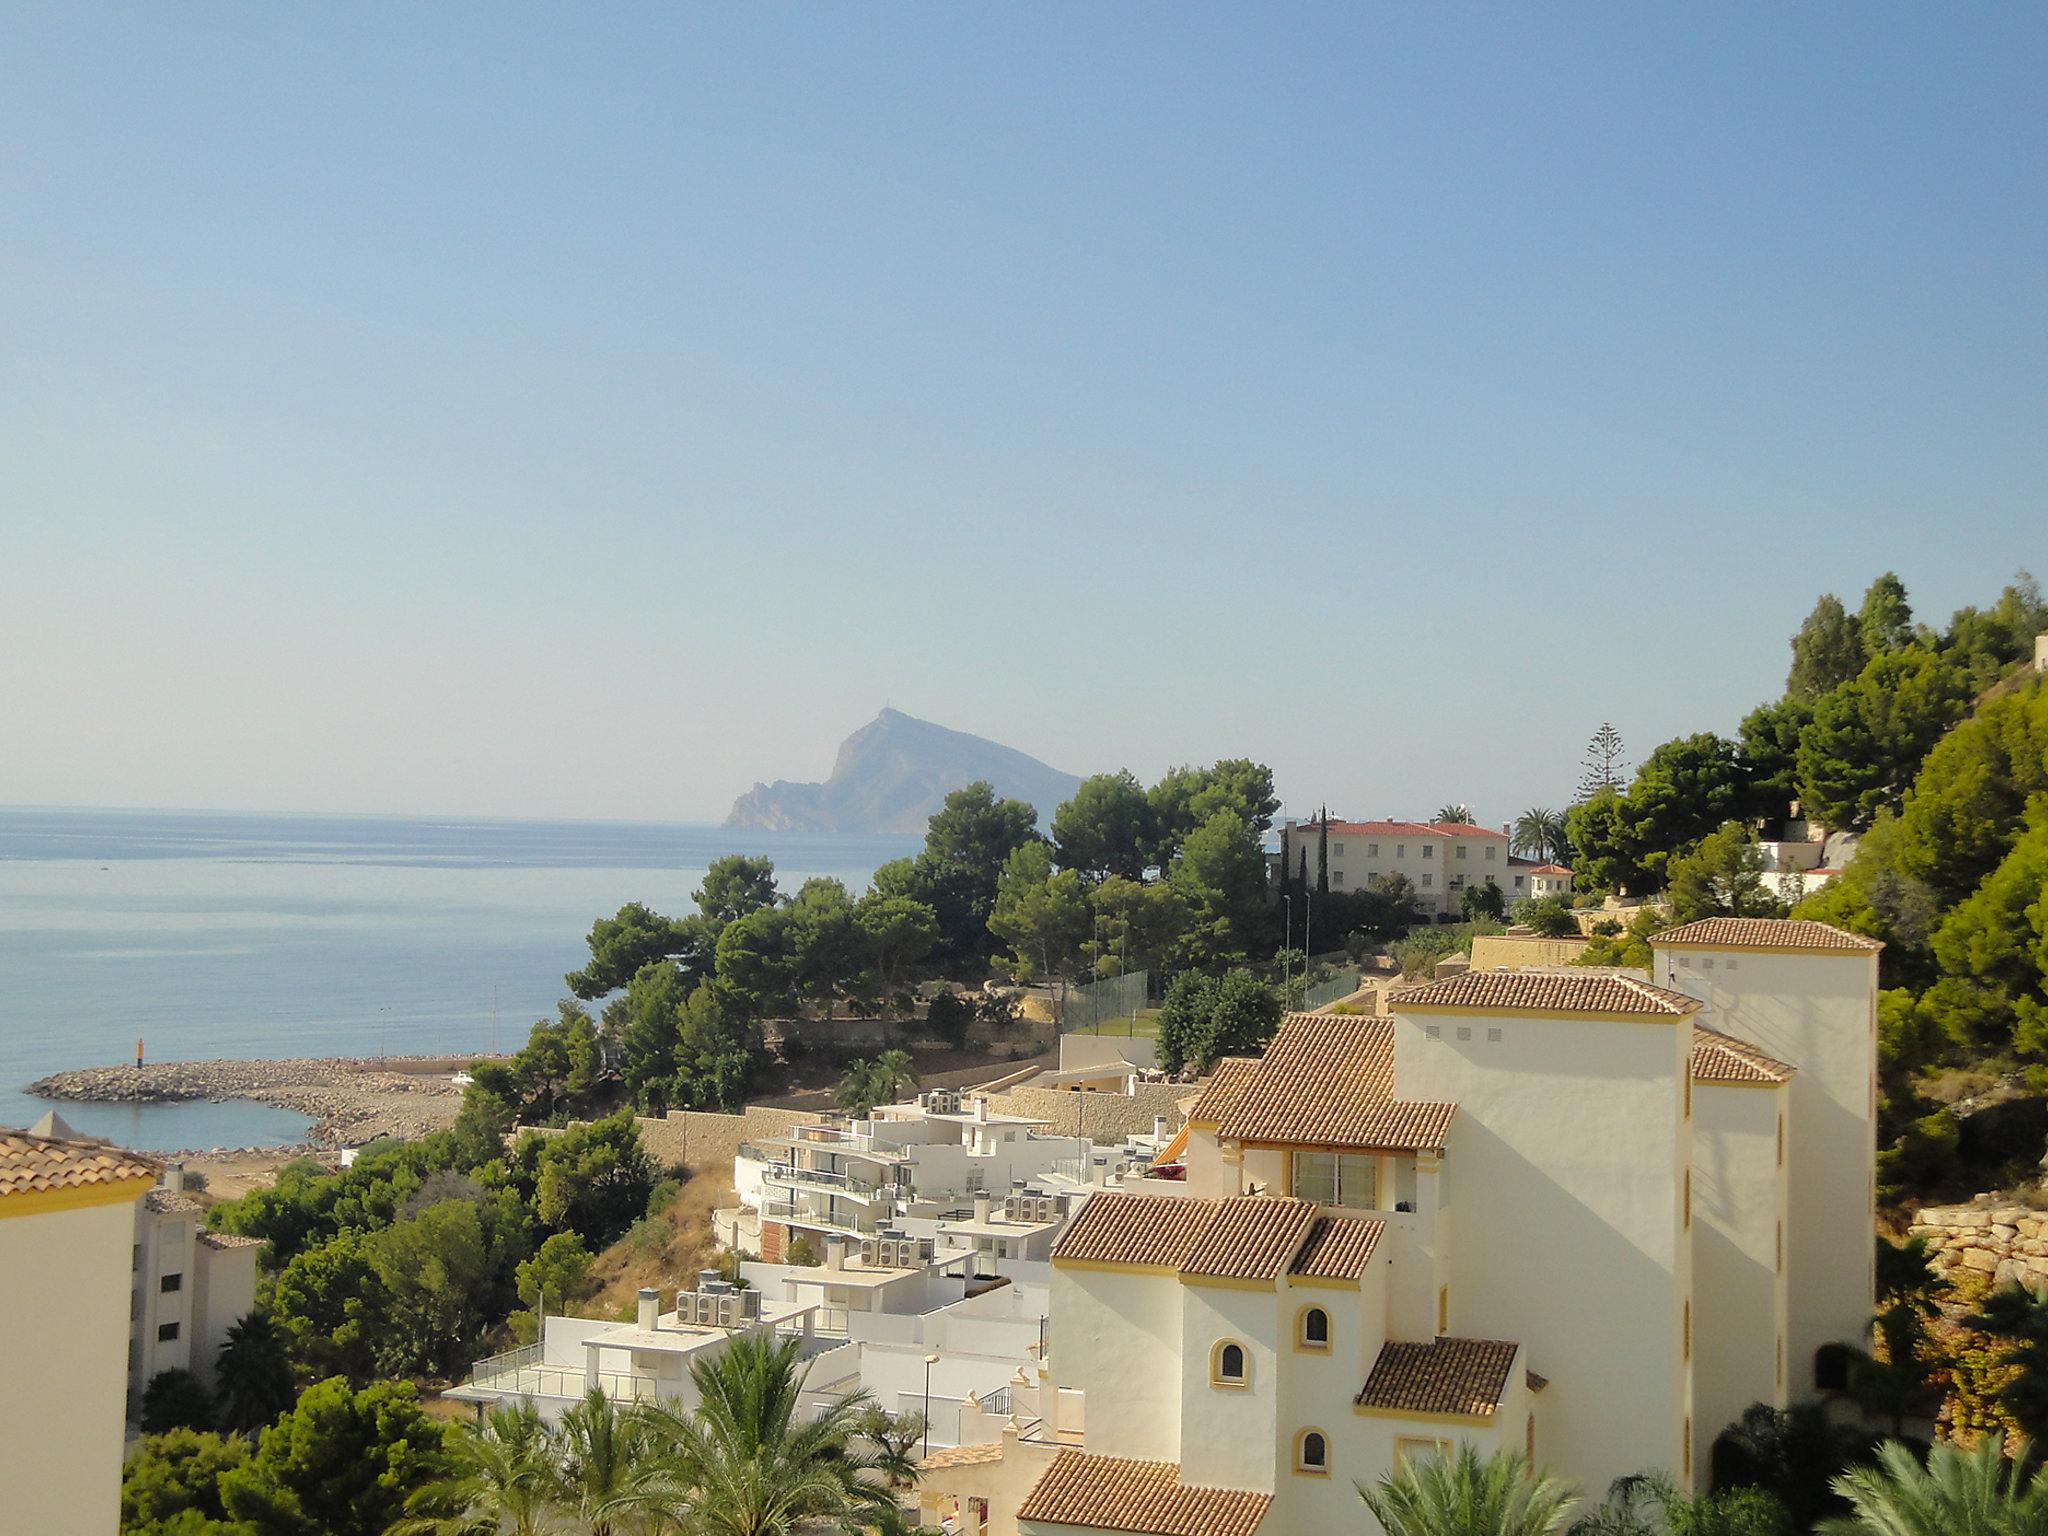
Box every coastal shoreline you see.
[27,1053,485,1152]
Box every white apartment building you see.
[0,1127,157,1536]
[918,918,1877,1536]
[130,1160,262,1409]
[1276,818,1516,916]
[727,1090,1148,1264]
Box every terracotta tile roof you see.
[0,1131,156,1201]
[144,1188,204,1216]
[1017,1452,1270,1536]
[1186,1058,1260,1125]
[1217,1015,1456,1153]
[1182,1199,1318,1282]
[1507,860,1574,876]
[1056,1195,1377,1285]
[1394,971,1698,1017]
[1691,1026,1797,1085]
[1305,819,1507,840]
[1054,1196,1222,1269]
[1651,918,1882,952]
[1356,1338,1520,1418]
[1289,1216,1384,1280]
[198,1229,265,1251]
[919,1441,1008,1471]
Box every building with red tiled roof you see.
[924,916,1879,1536]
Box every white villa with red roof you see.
[915,918,1879,1536]
[1276,816,1570,915]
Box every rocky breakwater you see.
[1908,1197,2048,1292]
[29,1056,469,1147]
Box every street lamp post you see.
[923,1353,940,1456]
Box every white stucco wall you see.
[133,1205,197,1402]
[1179,1281,1282,1493]
[1390,1002,1693,1493]
[1657,944,1876,1394]
[0,1194,145,1536]
[189,1242,258,1393]
[1050,1267,1182,1461]
[1691,1081,1789,1472]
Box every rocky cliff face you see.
[723,708,1082,834]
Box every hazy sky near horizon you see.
[4,6,2043,829]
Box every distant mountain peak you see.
[723,710,1082,835]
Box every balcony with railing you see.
[462,1342,657,1404]
[760,1197,882,1236]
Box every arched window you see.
[1211,1340,1248,1387]
[1297,1306,1330,1351]
[1295,1429,1329,1474]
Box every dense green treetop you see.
[1786,592,1867,701]
[218,1377,450,1536]
[1856,571,1916,658]
[1051,770,1154,881]
[989,841,1091,985]
[1167,809,1272,969]
[693,854,778,927]
[1796,647,1970,832]
[1664,822,1784,925]
[121,1428,250,1536]
[1147,759,1279,866]
[564,902,706,1000]
[1737,696,1814,826]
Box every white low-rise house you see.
[450,1236,1054,1456]
[448,1277,821,1421]
[1276,818,1514,916]
[1507,857,1575,900]
[921,918,1878,1536]
[0,1127,157,1536]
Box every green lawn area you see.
[1064,1007,1161,1039]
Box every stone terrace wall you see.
[985,1081,1193,1144]
[1908,1198,2048,1291]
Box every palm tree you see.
[1359,1443,1578,1536]
[551,1388,662,1536]
[1436,804,1477,825]
[871,1049,918,1103]
[641,1332,894,1536]
[212,1312,298,1435]
[391,1400,557,1536]
[1822,1434,2048,1535]
[1513,809,1568,864]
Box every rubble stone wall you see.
[1908,1199,2048,1292]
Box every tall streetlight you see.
[923,1353,940,1455]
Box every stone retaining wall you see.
[1908,1198,2048,1292]
[985,1082,1193,1144]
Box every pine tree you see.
[1577,724,1628,800]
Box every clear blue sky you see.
[3,6,2042,828]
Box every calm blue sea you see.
[0,808,917,1151]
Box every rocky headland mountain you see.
[723,708,1082,834]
